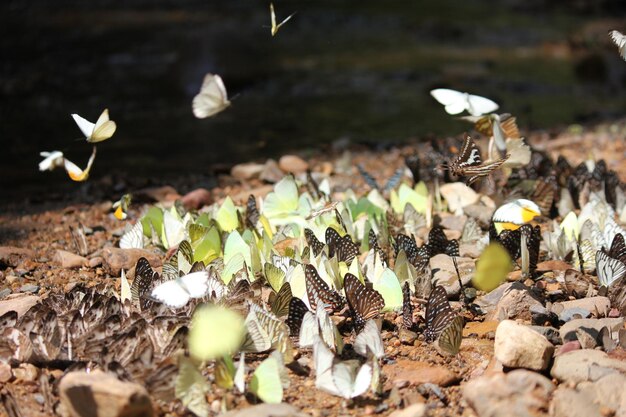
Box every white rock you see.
[494,320,554,371]
[428,254,474,297]
[550,386,602,417]
[440,183,479,215]
[230,163,264,181]
[551,297,610,318]
[551,349,626,384]
[559,317,624,342]
[388,403,426,417]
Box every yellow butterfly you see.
[63,146,97,182]
[112,194,132,220]
[270,3,296,36]
[72,108,117,143]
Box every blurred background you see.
[1,0,626,202]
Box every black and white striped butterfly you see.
[394,234,429,271]
[402,281,413,330]
[131,257,161,311]
[426,226,459,257]
[305,228,325,257]
[368,229,387,264]
[325,227,359,264]
[286,297,309,337]
[424,286,457,342]
[245,194,260,229]
[596,250,626,288]
[520,224,541,277]
[357,164,404,193]
[447,136,509,184]
[305,264,343,313]
[343,273,384,332]
[604,233,626,264]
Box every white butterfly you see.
[192,73,231,118]
[270,3,296,36]
[354,320,385,359]
[596,250,626,287]
[298,311,318,348]
[72,109,117,143]
[63,146,97,182]
[120,221,144,249]
[609,30,626,61]
[430,88,499,116]
[120,269,132,304]
[39,151,65,171]
[150,271,209,308]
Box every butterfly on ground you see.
[325,227,359,264]
[402,281,413,330]
[609,30,626,61]
[305,228,325,257]
[151,268,210,309]
[426,226,459,257]
[430,88,499,116]
[434,315,464,356]
[304,264,343,313]
[270,3,296,36]
[356,164,404,194]
[286,297,309,336]
[446,136,509,185]
[393,234,429,271]
[71,108,117,143]
[245,194,260,229]
[595,250,626,288]
[423,286,457,342]
[131,257,162,311]
[192,73,231,118]
[520,224,541,278]
[343,273,384,332]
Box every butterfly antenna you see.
[576,241,585,274]
[452,256,465,305]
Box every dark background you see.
[1,0,626,202]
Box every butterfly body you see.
[447,136,509,185]
[424,286,457,342]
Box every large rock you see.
[551,297,610,318]
[550,386,602,417]
[59,371,153,417]
[428,255,474,297]
[0,246,35,268]
[578,373,626,417]
[102,248,161,276]
[463,369,554,417]
[483,283,544,321]
[220,403,311,417]
[559,317,624,342]
[383,359,460,388]
[278,155,309,174]
[54,250,87,269]
[494,320,554,371]
[0,294,39,318]
[551,349,626,384]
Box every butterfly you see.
[286,297,309,336]
[245,194,260,229]
[426,226,459,257]
[305,264,343,312]
[430,88,499,116]
[325,227,359,263]
[38,150,65,172]
[462,113,520,151]
[520,224,541,278]
[150,270,209,309]
[394,234,429,271]
[605,233,626,264]
[343,273,385,332]
[596,250,626,288]
[356,164,404,194]
[368,229,387,265]
[269,282,292,318]
[175,355,210,417]
[120,221,145,250]
[447,136,509,185]
[46,146,97,182]
[435,316,464,356]
[609,30,626,61]
[404,153,421,184]
[424,286,457,342]
[354,320,385,359]
[249,355,285,404]
[402,281,413,330]
[112,194,132,220]
[305,228,325,257]
[270,2,296,37]
[531,178,557,217]
[131,257,162,311]
[71,108,117,143]
[192,73,231,118]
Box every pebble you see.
[550,349,626,383]
[0,246,35,268]
[463,204,495,227]
[556,340,581,355]
[0,362,11,383]
[259,159,284,183]
[494,320,554,371]
[528,325,561,345]
[219,403,311,417]
[279,155,309,174]
[231,163,264,181]
[102,247,162,276]
[53,250,87,269]
[399,328,418,345]
[384,359,460,387]
[484,283,544,321]
[559,317,624,342]
[551,297,610,318]
[558,307,591,322]
[428,254,474,297]
[181,188,212,210]
[463,369,554,417]
[19,284,39,293]
[134,185,180,203]
[439,214,468,232]
[60,370,153,417]
[388,403,426,417]
[88,257,103,268]
[440,183,479,215]
[13,363,39,382]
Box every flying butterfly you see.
[270,2,296,37]
[356,164,404,194]
[430,88,499,116]
[343,273,385,332]
[71,108,117,143]
[424,286,457,342]
[151,270,210,309]
[305,228,325,257]
[112,194,132,220]
[325,227,359,264]
[304,264,343,313]
[192,73,231,118]
[446,136,509,185]
[426,226,459,257]
[609,30,626,61]
[402,281,413,330]
[63,146,98,182]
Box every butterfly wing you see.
[120,221,144,249]
[609,30,626,60]
[424,285,455,342]
[430,88,467,114]
[402,281,413,329]
[286,297,309,336]
[91,109,117,143]
[192,74,231,118]
[151,280,191,308]
[71,113,95,139]
[131,257,161,310]
[305,228,325,257]
[269,282,292,318]
[304,264,342,312]
[179,271,209,299]
[354,320,384,359]
[343,273,384,331]
[325,227,359,263]
[596,250,626,287]
[435,315,464,356]
[609,233,626,264]
[467,94,499,116]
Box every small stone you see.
[528,326,561,345]
[439,215,468,232]
[559,318,624,342]
[260,159,284,183]
[181,188,212,210]
[13,363,38,382]
[440,183,479,215]
[0,294,39,318]
[399,328,418,345]
[88,257,103,268]
[0,246,35,268]
[552,297,610,318]
[550,349,626,384]
[556,340,581,355]
[279,155,309,174]
[463,204,495,227]
[231,163,264,180]
[559,307,592,322]
[5,275,18,284]
[210,400,221,413]
[0,362,12,383]
[102,247,162,276]
[484,283,544,321]
[494,320,554,371]
[219,403,311,417]
[53,250,87,269]
[463,369,554,417]
[388,403,426,417]
[459,243,483,259]
[384,359,460,387]
[19,284,39,293]
[60,371,153,417]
